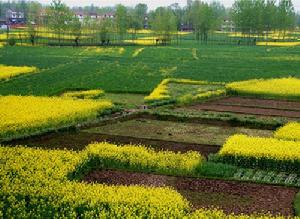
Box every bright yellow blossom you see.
[62,89,105,99]
[0,65,37,81]
[226,77,300,99]
[219,134,300,162]
[0,96,113,140]
[275,122,300,141]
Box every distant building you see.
[180,23,194,32]
[221,19,235,32]
[75,12,85,22]
[144,15,149,29]
[75,12,115,23]
[6,9,25,24]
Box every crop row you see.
[62,89,105,99]
[226,77,300,100]
[0,95,113,141]
[218,134,300,172]
[0,64,37,81]
[72,142,204,179]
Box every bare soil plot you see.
[84,169,297,216]
[83,119,273,146]
[5,131,219,156]
[180,97,300,118]
[5,118,272,156]
[214,97,300,111]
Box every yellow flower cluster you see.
[145,78,225,102]
[132,47,145,57]
[196,89,226,100]
[226,77,300,99]
[0,96,113,140]
[144,78,171,101]
[227,31,298,41]
[124,38,157,45]
[0,65,37,81]
[275,122,300,141]
[256,42,300,47]
[0,145,190,218]
[219,134,300,162]
[85,142,204,175]
[127,29,153,34]
[62,89,105,99]
[80,47,124,55]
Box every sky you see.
[36,0,300,11]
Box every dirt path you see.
[84,169,298,216]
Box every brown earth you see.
[213,97,300,111]
[5,131,219,156]
[185,97,300,118]
[84,169,298,216]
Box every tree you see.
[150,7,177,44]
[277,0,295,38]
[134,3,148,29]
[264,0,277,33]
[170,3,184,30]
[231,0,255,34]
[27,1,43,25]
[115,4,128,40]
[69,16,82,46]
[27,23,37,45]
[210,1,226,30]
[296,12,300,27]
[98,18,113,45]
[47,0,73,42]
[231,0,296,37]
[188,1,214,41]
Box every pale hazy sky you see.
[36,0,300,11]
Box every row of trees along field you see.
[0,0,299,44]
[231,0,296,38]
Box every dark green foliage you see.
[148,109,286,130]
[210,154,300,174]
[7,38,16,46]
[294,192,300,216]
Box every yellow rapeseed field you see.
[256,42,300,47]
[226,77,300,99]
[124,37,157,45]
[0,95,113,140]
[0,65,37,80]
[275,122,300,141]
[219,134,300,162]
[85,142,204,175]
[0,142,294,218]
[0,145,190,218]
[62,89,105,99]
[144,78,171,101]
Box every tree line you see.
[231,0,296,38]
[1,0,299,43]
